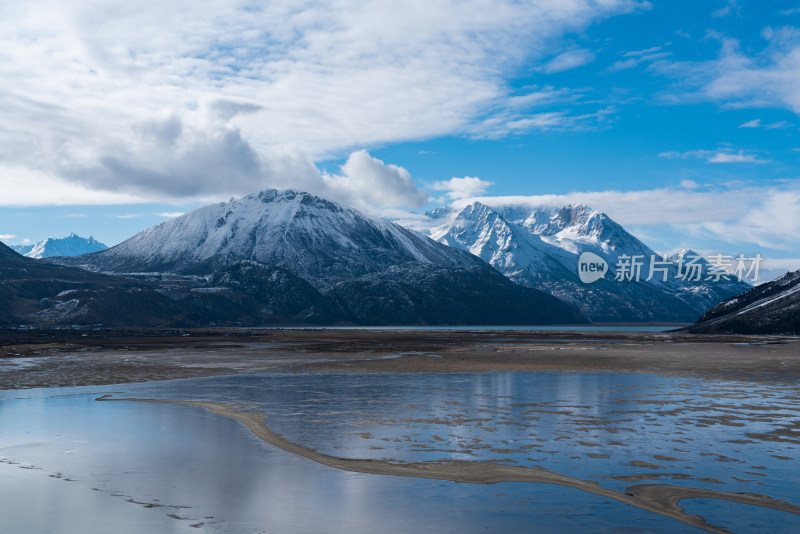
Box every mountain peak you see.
[422,199,750,322]
[62,189,483,288]
[11,234,108,259]
[665,248,699,261]
[544,204,603,233]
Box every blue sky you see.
[1,0,800,275]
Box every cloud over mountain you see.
[0,0,647,205]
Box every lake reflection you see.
[1,371,799,533]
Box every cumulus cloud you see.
[0,0,647,206]
[431,177,494,200]
[68,124,268,198]
[0,142,427,214]
[0,165,150,207]
[323,150,429,211]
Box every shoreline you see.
[2,330,799,389]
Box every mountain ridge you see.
[685,269,800,334]
[424,201,751,322]
[59,190,484,289]
[36,190,584,326]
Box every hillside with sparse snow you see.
[686,269,800,334]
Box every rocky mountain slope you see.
[686,269,800,335]
[325,263,582,325]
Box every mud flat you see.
[1,329,799,389]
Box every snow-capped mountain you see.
[45,190,583,326]
[424,202,750,322]
[64,190,484,288]
[687,269,800,335]
[12,233,107,258]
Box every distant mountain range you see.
[6,190,582,327]
[422,202,751,322]
[5,188,761,328]
[11,233,107,258]
[686,269,800,335]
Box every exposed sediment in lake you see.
[97,395,800,534]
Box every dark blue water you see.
[1,371,798,533]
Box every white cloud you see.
[712,0,739,18]
[431,177,494,200]
[765,120,792,129]
[0,0,647,206]
[0,234,16,240]
[762,258,800,272]
[0,142,428,214]
[608,46,671,72]
[452,189,743,226]
[158,212,185,218]
[739,118,791,129]
[0,165,150,207]
[540,48,595,74]
[707,151,767,163]
[699,196,800,249]
[470,106,616,138]
[656,28,800,115]
[442,180,800,251]
[739,119,762,128]
[322,150,429,211]
[658,148,768,164]
[680,179,700,189]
